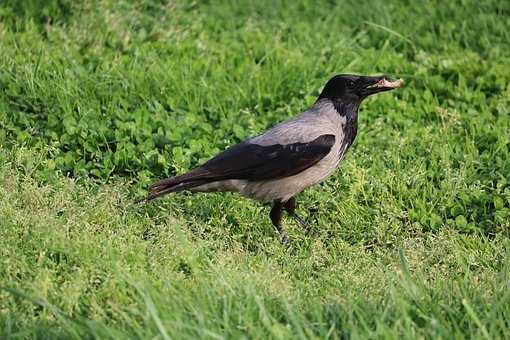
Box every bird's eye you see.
[347,80,355,88]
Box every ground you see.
[0,0,509,338]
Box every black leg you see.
[270,200,289,244]
[284,197,313,232]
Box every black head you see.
[318,74,402,103]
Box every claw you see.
[290,212,311,230]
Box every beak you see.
[362,76,403,96]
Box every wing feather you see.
[150,134,335,192]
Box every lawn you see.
[0,0,509,338]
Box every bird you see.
[146,74,402,243]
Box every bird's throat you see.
[332,100,359,118]
[333,100,359,157]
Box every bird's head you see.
[318,74,403,104]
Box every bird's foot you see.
[289,211,311,230]
[284,197,316,235]
[270,200,290,245]
[280,232,290,246]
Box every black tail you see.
[143,163,222,202]
[146,171,210,201]
[146,180,207,201]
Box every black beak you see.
[361,76,403,96]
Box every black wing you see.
[152,134,335,192]
[148,134,335,199]
[201,134,335,180]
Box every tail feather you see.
[145,166,217,201]
[147,179,208,201]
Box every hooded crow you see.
[147,74,402,243]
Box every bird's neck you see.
[332,99,359,120]
[327,99,359,153]
[312,98,359,154]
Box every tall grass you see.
[0,0,509,338]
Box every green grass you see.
[0,0,509,338]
